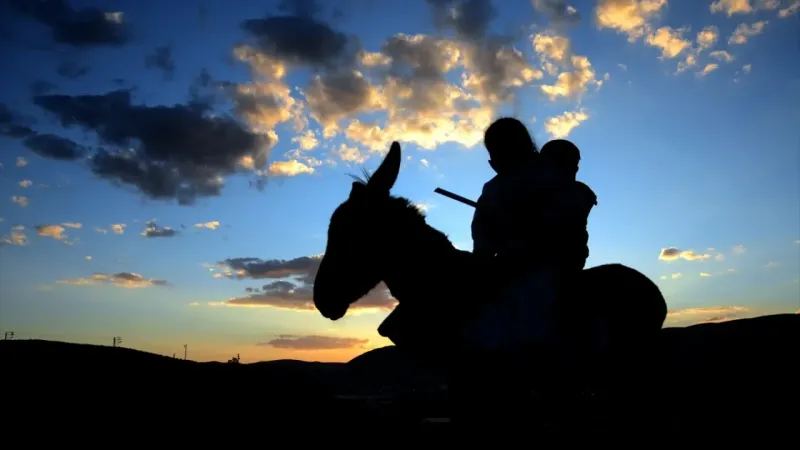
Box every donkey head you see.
[313,142,405,320]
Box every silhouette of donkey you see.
[314,141,666,360]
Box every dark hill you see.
[2,313,797,440]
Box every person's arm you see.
[471,186,498,259]
[574,181,597,224]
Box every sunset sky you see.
[0,0,798,363]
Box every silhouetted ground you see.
[2,314,797,442]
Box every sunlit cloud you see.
[56,272,170,288]
[19,180,32,188]
[141,221,177,238]
[659,247,712,262]
[35,224,67,240]
[544,108,589,138]
[0,231,28,247]
[11,196,29,207]
[194,221,221,230]
[666,305,751,326]
[728,21,768,45]
[257,334,370,350]
[659,272,682,280]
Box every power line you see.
[183,344,188,360]
[3,331,14,340]
[113,336,123,347]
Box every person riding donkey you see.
[470,118,577,349]
[465,119,599,425]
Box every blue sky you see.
[0,0,798,362]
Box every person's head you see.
[484,117,538,174]
[541,139,580,178]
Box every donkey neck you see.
[382,209,458,302]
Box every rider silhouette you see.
[470,118,571,351]
[540,139,597,273]
[471,117,541,261]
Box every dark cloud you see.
[425,0,497,41]
[145,46,175,80]
[23,133,86,160]
[8,0,131,48]
[240,12,360,70]
[219,255,321,283]
[214,255,396,312]
[532,0,581,26]
[258,334,369,350]
[31,88,270,205]
[141,221,178,238]
[30,80,58,95]
[0,104,36,138]
[56,61,90,79]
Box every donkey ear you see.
[367,141,401,194]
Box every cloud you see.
[544,109,589,138]
[229,0,545,169]
[19,180,32,188]
[659,272,682,280]
[533,32,603,100]
[765,261,779,268]
[210,254,397,313]
[56,61,90,79]
[659,247,712,261]
[646,26,692,59]
[710,0,779,16]
[213,280,396,312]
[700,272,713,277]
[594,0,668,42]
[0,231,28,247]
[291,130,319,151]
[62,222,81,229]
[666,305,751,325]
[258,334,370,350]
[111,224,126,234]
[57,272,170,288]
[7,0,131,48]
[698,63,719,76]
[710,0,753,16]
[30,85,272,205]
[779,1,800,17]
[35,224,68,240]
[194,221,220,230]
[732,244,746,254]
[696,26,719,49]
[335,143,367,164]
[141,221,178,238]
[215,255,323,281]
[16,157,27,168]
[532,0,581,26]
[145,46,175,80]
[709,50,734,63]
[11,196,29,207]
[728,21,768,45]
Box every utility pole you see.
[3,331,14,340]
[183,344,188,360]
[113,336,122,347]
